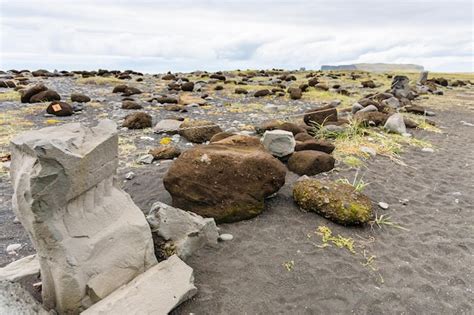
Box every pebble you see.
[136,154,154,164]
[6,243,21,254]
[218,234,234,241]
[460,121,474,127]
[125,171,135,180]
[421,147,434,153]
[378,202,389,210]
[13,216,20,224]
[360,146,376,157]
[399,198,409,205]
[140,136,154,141]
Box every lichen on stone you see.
[293,179,373,225]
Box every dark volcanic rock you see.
[29,90,61,103]
[181,82,194,92]
[149,145,181,160]
[70,93,91,103]
[122,100,143,109]
[287,150,335,175]
[179,120,222,143]
[288,87,303,100]
[46,101,73,116]
[303,106,338,126]
[163,140,286,222]
[254,89,271,97]
[21,84,47,103]
[123,112,152,129]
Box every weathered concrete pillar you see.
[10,120,157,314]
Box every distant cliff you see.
[321,63,424,72]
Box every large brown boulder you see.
[295,139,335,153]
[46,101,73,116]
[179,120,222,143]
[21,84,47,103]
[29,90,61,103]
[303,106,338,126]
[288,87,302,100]
[293,179,373,225]
[287,150,335,175]
[163,142,286,223]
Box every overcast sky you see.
[0,0,472,73]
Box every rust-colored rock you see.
[287,150,335,176]
[163,144,286,223]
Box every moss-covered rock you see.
[293,179,373,225]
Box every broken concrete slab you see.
[10,120,157,314]
[0,254,39,282]
[147,201,219,260]
[82,255,197,315]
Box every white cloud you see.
[0,0,472,72]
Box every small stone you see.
[358,105,378,113]
[6,244,21,254]
[352,103,364,114]
[125,172,135,180]
[218,234,234,241]
[399,199,409,205]
[378,202,389,210]
[360,146,376,157]
[137,154,154,164]
[421,147,434,153]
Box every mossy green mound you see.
[293,179,373,225]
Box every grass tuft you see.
[0,91,20,102]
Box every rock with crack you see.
[82,255,197,315]
[0,255,39,282]
[146,201,219,260]
[10,120,157,314]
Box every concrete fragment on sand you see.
[82,255,197,315]
[0,255,39,282]
[147,201,219,260]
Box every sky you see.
[0,0,472,73]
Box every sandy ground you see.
[0,74,473,314]
[160,106,470,314]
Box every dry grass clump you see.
[301,88,357,106]
[313,119,432,166]
[0,91,20,102]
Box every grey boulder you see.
[384,113,407,134]
[261,130,295,157]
